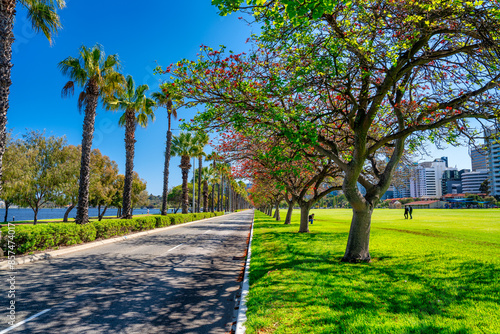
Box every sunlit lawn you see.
[246,209,500,334]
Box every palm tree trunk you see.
[197,156,202,213]
[203,180,208,212]
[122,109,136,219]
[180,155,191,214]
[75,87,99,224]
[161,129,172,215]
[0,1,15,197]
[211,159,216,212]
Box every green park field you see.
[246,209,500,334]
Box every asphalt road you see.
[0,210,254,334]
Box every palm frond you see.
[61,81,75,98]
[77,92,88,114]
[22,0,64,44]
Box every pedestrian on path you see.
[404,206,409,219]
[408,205,413,219]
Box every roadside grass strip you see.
[246,209,500,334]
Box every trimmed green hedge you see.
[0,212,224,256]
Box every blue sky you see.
[8,0,471,195]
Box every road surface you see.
[0,210,254,334]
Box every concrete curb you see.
[235,212,255,334]
[0,212,240,270]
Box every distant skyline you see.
[7,1,472,195]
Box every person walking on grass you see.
[309,213,314,225]
[408,205,413,219]
[404,206,409,219]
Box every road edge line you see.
[235,210,255,334]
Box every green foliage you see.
[0,212,224,256]
[247,209,500,333]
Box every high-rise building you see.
[441,168,461,195]
[461,169,489,194]
[411,158,447,198]
[470,146,489,171]
[485,129,500,196]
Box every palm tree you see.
[0,0,65,196]
[194,131,209,213]
[206,152,221,212]
[171,132,198,214]
[105,75,155,219]
[151,87,178,215]
[59,44,123,224]
[201,166,216,212]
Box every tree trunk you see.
[197,156,202,213]
[180,155,191,214]
[203,180,208,212]
[122,109,136,219]
[284,200,294,225]
[161,125,172,215]
[63,204,75,222]
[342,207,373,262]
[0,2,15,197]
[75,85,99,224]
[99,206,108,221]
[33,206,39,224]
[97,204,101,219]
[275,201,281,221]
[220,177,224,212]
[298,204,311,233]
[211,159,215,212]
[3,202,9,222]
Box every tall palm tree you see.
[171,132,198,214]
[196,166,211,212]
[194,131,209,213]
[0,0,65,196]
[206,152,221,212]
[105,75,155,219]
[151,87,178,215]
[59,44,123,224]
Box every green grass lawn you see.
[247,209,500,334]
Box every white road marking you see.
[166,243,184,252]
[202,230,211,234]
[0,309,51,334]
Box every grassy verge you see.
[247,209,500,334]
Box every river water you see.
[0,207,165,222]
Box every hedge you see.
[0,212,224,256]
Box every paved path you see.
[0,210,254,334]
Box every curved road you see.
[0,210,254,334]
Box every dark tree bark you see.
[75,83,99,224]
[197,156,202,213]
[3,201,10,222]
[0,1,15,198]
[180,155,191,214]
[98,206,108,221]
[211,159,216,212]
[122,109,136,219]
[161,128,172,215]
[63,204,75,222]
[203,180,208,212]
